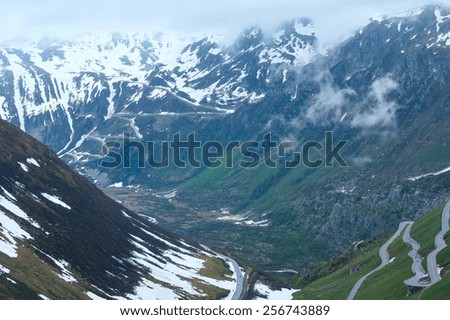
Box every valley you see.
[0,5,450,299]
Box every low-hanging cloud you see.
[305,81,356,125]
[0,0,446,48]
[351,76,399,129]
[302,73,399,130]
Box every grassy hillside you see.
[355,234,413,299]
[293,201,449,300]
[0,246,89,300]
[292,238,385,299]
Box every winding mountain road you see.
[426,200,450,284]
[347,221,410,300]
[348,199,450,299]
[403,223,428,287]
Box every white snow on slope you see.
[139,214,158,224]
[18,162,28,172]
[26,158,40,167]
[0,96,8,119]
[0,263,11,274]
[28,33,155,81]
[41,193,71,210]
[86,291,107,300]
[435,8,450,33]
[163,190,177,199]
[217,210,271,227]
[32,247,78,283]
[108,182,123,188]
[0,189,41,229]
[126,230,238,299]
[129,118,143,139]
[253,281,296,300]
[0,26,321,159]
[0,208,32,258]
[408,165,450,181]
[126,278,181,300]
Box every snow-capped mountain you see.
[172,5,450,268]
[97,5,450,270]
[1,5,450,274]
[0,18,317,159]
[0,118,241,299]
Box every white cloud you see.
[303,73,399,129]
[0,0,447,46]
[350,156,373,167]
[351,76,399,129]
[305,81,356,125]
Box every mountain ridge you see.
[0,118,242,299]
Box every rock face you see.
[1,6,449,270]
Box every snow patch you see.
[408,165,450,182]
[126,278,180,300]
[109,182,123,188]
[41,193,71,210]
[148,88,167,100]
[163,190,177,199]
[217,211,271,227]
[253,281,296,300]
[6,278,16,284]
[139,214,158,224]
[0,192,41,228]
[18,162,28,172]
[86,291,107,300]
[126,232,238,299]
[294,20,315,36]
[0,96,9,120]
[0,208,33,258]
[130,118,143,139]
[33,247,77,283]
[26,158,40,167]
[0,264,11,274]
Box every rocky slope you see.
[0,119,239,299]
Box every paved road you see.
[213,252,245,300]
[347,221,410,300]
[348,200,450,299]
[426,200,450,284]
[402,223,428,287]
[201,246,246,300]
[226,257,245,300]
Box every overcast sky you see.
[1,0,448,46]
